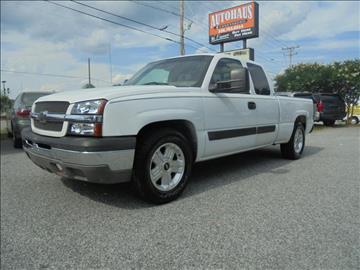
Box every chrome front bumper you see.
[22,129,135,184]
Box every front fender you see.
[102,97,204,136]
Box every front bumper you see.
[21,128,136,184]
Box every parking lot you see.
[1,126,359,269]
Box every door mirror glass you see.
[210,67,249,93]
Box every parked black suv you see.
[313,93,346,126]
[275,92,346,126]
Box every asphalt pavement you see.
[1,126,359,269]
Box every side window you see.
[210,58,249,94]
[247,63,270,95]
[13,94,22,109]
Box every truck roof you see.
[152,53,261,67]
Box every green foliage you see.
[0,94,12,113]
[275,59,360,120]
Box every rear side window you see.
[13,94,22,109]
[320,94,344,103]
[294,93,316,103]
[247,63,270,95]
[21,93,50,106]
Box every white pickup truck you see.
[22,54,314,203]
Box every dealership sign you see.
[209,2,259,45]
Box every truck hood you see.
[35,85,194,104]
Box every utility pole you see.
[108,44,113,85]
[179,0,185,55]
[282,46,300,67]
[1,81,6,96]
[88,58,91,85]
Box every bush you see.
[275,59,360,122]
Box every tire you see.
[132,128,193,204]
[13,133,22,148]
[323,120,335,126]
[280,122,305,160]
[12,124,22,148]
[350,116,359,125]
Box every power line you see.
[158,1,179,13]
[282,46,300,67]
[71,0,215,52]
[45,1,182,47]
[132,1,193,24]
[0,69,110,83]
[132,1,209,32]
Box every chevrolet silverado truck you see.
[22,54,314,203]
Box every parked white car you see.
[22,54,314,203]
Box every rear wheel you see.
[132,128,193,204]
[323,120,335,126]
[11,124,22,148]
[281,122,305,160]
[350,116,359,125]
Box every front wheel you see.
[132,129,193,204]
[280,122,305,160]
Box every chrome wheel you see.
[350,117,359,125]
[149,143,185,192]
[294,127,304,153]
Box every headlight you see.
[71,99,107,114]
[68,99,107,137]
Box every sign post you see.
[220,43,224,52]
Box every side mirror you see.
[259,88,270,95]
[210,68,249,93]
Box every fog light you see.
[69,123,95,135]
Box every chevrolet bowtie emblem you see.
[38,111,48,124]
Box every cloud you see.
[112,73,132,84]
[1,0,359,97]
[281,2,360,40]
[306,39,360,50]
[195,46,211,54]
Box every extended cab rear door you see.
[246,63,279,146]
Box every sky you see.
[1,0,359,99]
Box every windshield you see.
[22,92,51,106]
[125,55,213,87]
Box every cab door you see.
[203,58,257,158]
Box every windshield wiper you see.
[142,82,169,85]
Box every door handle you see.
[248,102,256,110]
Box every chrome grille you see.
[33,121,63,132]
[34,102,69,114]
[33,102,69,133]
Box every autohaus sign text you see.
[209,2,259,45]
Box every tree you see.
[0,94,12,113]
[329,60,360,122]
[275,59,360,122]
